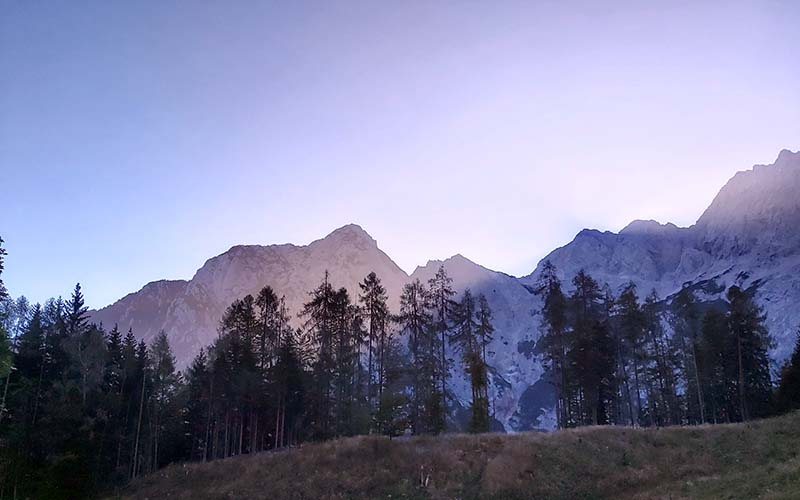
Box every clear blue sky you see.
[2,1,799,309]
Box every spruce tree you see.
[427,265,454,429]
[776,327,800,413]
[301,272,338,440]
[727,286,773,420]
[670,287,706,423]
[616,282,645,426]
[397,279,436,434]
[569,270,607,425]
[537,261,571,428]
[642,291,676,425]
[358,272,389,421]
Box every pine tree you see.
[255,286,281,371]
[642,290,680,426]
[776,327,800,413]
[727,286,773,420]
[451,289,491,433]
[149,331,179,469]
[0,237,9,380]
[397,279,438,434]
[0,236,6,301]
[184,348,211,460]
[272,327,306,448]
[358,272,389,421]
[571,279,603,425]
[699,308,735,423]
[301,272,338,440]
[428,265,454,429]
[537,261,571,428]
[670,287,706,423]
[615,282,645,426]
[476,294,494,366]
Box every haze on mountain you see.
[91,149,800,431]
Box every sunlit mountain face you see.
[91,150,800,431]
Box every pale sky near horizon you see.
[2,1,799,309]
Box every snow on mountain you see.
[92,149,800,432]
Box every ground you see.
[111,411,800,500]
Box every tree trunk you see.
[737,334,747,421]
[131,373,146,480]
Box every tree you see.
[537,261,571,428]
[149,331,180,469]
[476,294,494,366]
[62,285,106,406]
[451,289,488,432]
[255,286,281,371]
[727,286,773,420]
[776,327,800,413]
[301,272,339,440]
[272,327,306,448]
[642,290,680,426]
[670,287,706,423]
[699,308,735,423]
[0,237,6,298]
[397,279,437,434]
[358,272,389,420]
[615,282,645,426]
[374,337,409,438]
[184,348,211,461]
[428,265,455,427]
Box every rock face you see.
[91,224,409,367]
[521,149,800,363]
[92,150,800,432]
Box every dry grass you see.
[111,411,800,500]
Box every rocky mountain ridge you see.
[92,149,800,431]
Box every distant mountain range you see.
[91,149,800,431]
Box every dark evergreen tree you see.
[358,271,389,422]
[776,327,800,413]
[642,290,680,426]
[615,282,645,426]
[428,265,454,425]
[670,287,706,423]
[397,279,438,434]
[537,261,571,428]
[727,286,773,420]
[300,272,338,440]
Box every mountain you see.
[409,255,546,431]
[92,149,800,432]
[522,149,800,362]
[91,224,408,367]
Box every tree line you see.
[537,260,799,429]
[2,237,800,498]
[0,235,497,498]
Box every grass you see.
[111,411,800,500]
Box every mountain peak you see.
[318,224,377,248]
[776,148,799,165]
[620,219,679,235]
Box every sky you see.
[1,1,799,309]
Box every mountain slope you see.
[522,149,800,361]
[92,149,800,432]
[409,255,547,430]
[91,224,409,365]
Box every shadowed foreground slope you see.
[114,412,800,500]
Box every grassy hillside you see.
[112,412,800,500]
